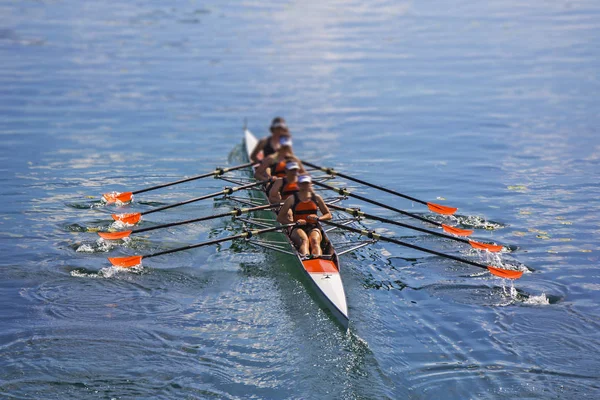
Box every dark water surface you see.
[1,1,599,398]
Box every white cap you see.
[298,175,312,184]
[286,161,300,170]
[270,117,288,130]
[271,121,287,129]
[279,137,293,147]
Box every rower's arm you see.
[277,197,294,224]
[268,178,283,204]
[254,155,273,181]
[315,195,332,221]
[250,138,266,163]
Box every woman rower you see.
[277,174,332,257]
[254,136,304,181]
[268,161,300,204]
[250,117,290,163]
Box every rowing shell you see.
[243,129,349,329]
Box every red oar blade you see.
[111,213,141,225]
[487,266,523,280]
[103,192,133,203]
[442,224,473,237]
[469,240,503,253]
[427,202,458,215]
[108,255,143,268]
[98,230,132,240]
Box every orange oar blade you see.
[103,192,133,203]
[469,240,503,253]
[111,213,141,225]
[108,255,143,268]
[442,224,473,237]
[487,266,523,280]
[427,202,458,215]
[98,230,132,240]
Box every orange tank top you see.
[292,192,318,222]
[280,178,299,200]
[271,160,286,177]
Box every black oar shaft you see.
[302,160,425,205]
[322,220,489,271]
[328,204,469,245]
[133,204,277,234]
[321,221,489,269]
[132,162,258,195]
[313,181,440,227]
[142,181,266,216]
[144,224,292,259]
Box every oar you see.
[321,220,522,279]
[313,181,473,237]
[99,203,280,240]
[302,160,457,215]
[328,204,503,252]
[102,161,259,203]
[112,180,267,225]
[108,223,295,268]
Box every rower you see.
[268,161,300,204]
[277,174,332,257]
[254,136,303,181]
[249,117,290,163]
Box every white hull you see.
[244,129,349,329]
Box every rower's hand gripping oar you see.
[321,220,523,279]
[98,203,280,240]
[102,161,259,203]
[108,223,295,268]
[329,204,503,252]
[313,181,473,237]
[112,180,268,225]
[302,160,457,215]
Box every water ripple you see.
[2,0,600,398]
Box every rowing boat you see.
[103,129,523,328]
[243,129,349,329]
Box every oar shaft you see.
[302,160,425,205]
[322,220,489,271]
[328,204,469,245]
[133,204,278,234]
[144,224,293,259]
[312,181,439,227]
[143,180,266,216]
[132,162,258,195]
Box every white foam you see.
[96,238,116,252]
[70,265,143,279]
[76,243,95,253]
[501,281,519,298]
[70,269,101,278]
[111,219,135,228]
[524,293,550,305]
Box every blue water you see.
[1,1,599,398]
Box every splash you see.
[75,243,95,253]
[75,238,122,253]
[523,293,550,305]
[496,280,549,306]
[111,220,135,229]
[480,251,529,276]
[98,265,144,277]
[501,280,519,299]
[66,200,106,210]
[70,265,144,278]
[443,214,505,230]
